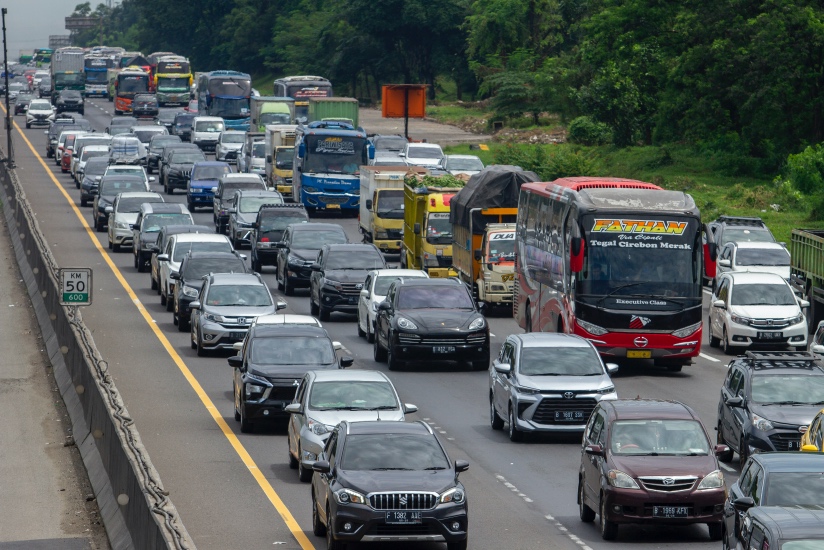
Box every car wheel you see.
[166,290,174,311]
[196,330,208,357]
[326,505,345,550]
[283,273,293,296]
[298,445,312,482]
[721,525,731,550]
[177,311,188,332]
[239,396,254,434]
[312,494,326,536]
[107,237,113,250]
[80,197,87,207]
[277,265,285,291]
[160,287,167,305]
[708,318,720,347]
[25,122,30,129]
[490,396,504,430]
[373,332,387,362]
[133,252,139,269]
[233,384,241,421]
[357,315,366,338]
[473,352,491,371]
[366,319,375,344]
[95,217,104,232]
[387,343,402,371]
[722,326,735,355]
[600,496,618,540]
[707,522,723,541]
[310,294,319,317]
[508,405,523,442]
[739,436,749,467]
[319,306,331,322]
[136,254,146,273]
[716,421,734,462]
[578,479,595,522]
[288,440,298,470]
[75,178,80,189]
[251,257,261,273]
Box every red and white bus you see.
[514,177,716,369]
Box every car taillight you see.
[261,237,269,242]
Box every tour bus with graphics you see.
[196,70,252,131]
[114,68,150,115]
[514,177,717,370]
[292,121,373,213]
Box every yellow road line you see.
[2,105,315,550]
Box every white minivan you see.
[191,116,225,152]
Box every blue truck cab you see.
[292,121,374,214]
[187,161,232,212]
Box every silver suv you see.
[189,272,285,356]
[489,333,618,441]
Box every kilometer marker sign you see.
[59,268,92,306]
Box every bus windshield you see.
[85,72,107,84]
[302,135,367,175]
[208,97,249,119]
[157,77,190,91]
[118,75,149,93]
[207,77,251,97]
[578,216,701,302]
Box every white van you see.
[191,116,225,152]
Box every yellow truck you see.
[264,124,298,198]
[401,174,466,277]
[450,167,538,305]
[359,166,427,253]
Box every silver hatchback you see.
[489,333,618,441]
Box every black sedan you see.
[374,278,490,371]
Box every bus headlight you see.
[577,318,608,336]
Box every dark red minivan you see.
[577,399,729,541]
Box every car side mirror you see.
[360,289,369,297]
[712,299,726,309]
[403,403,418,414]
[584,444,604,456]
[189,301,201,310]
[802,444,820,452]
[333,341,342,351]
[494,362,511,374]
[266,155,272,163]
[169,271,180,280]
[339,356,354,368]
[714,444,731,457]
[211,186,217,194]
[413,222,420,235]
[800,299,811,308]
[229,208,236,214]
[474,249,482,261]
[105,206,113,213]
[276,300,287,311]
[232,342,243,351]
[284,403,303,415]
[725,396,744,408]
[311,263,321,271]
[378,301,391,311]
[365,199,372,210]
[149,176,156,182]
[732,496,755,512]
[454,459,469,473]
[811,344,824,355]
[606,362,619,374]
[157,254,169,262]
[718,259,731,268]
[312,460,330,473]
[227,355,243,368]
[275,241,286,248]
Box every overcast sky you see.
[4,0,76,59]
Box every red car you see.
[578,399,728,541]
[61,147,74,173]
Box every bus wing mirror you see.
[413,223,420,235]
[704,243,717,278]
[570,237,584,273]
[298,143,305,158]
[368,144,375,160]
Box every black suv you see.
[310,244,386,321]
[92,176,149,231]
[227,189,284,249]
[14,93,33,115]
[310,420,469,550]
[132,203,193,272]
[374,278,490,370]
[250,204,309,272]
[170,251,248,331]
[146,134,181,174]
[55,89,84,115]
[228,324,351,432]
[734,506,824,549]
[722,453,824,548]
[276,224,349,296]
[172,112,196,141]
[161,147,206,195]
[717,351,824,466]
[212,174,267,234]
[708,216,777,248]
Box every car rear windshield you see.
[118,197,159,213]
[223,181,264,194]
[142,214,192,232]
[239,196,282,213]
[250,336,334,365]
[610,420,710,456]
[99,181,146,195]
[396,286,473,310]
[204,283,271,306]
[340,434,449,471]
[173,241,232,261]
[259,211,307,231]
[750,374,824,404]
[308,381,398,411]
[81,149,108,161]
[731,283,796,306]
[84,158,109,175]
[518,347,603,376]
[764,472,824,507]
[735,248,790,266]
[373,275,419,296]
[107,167,144,178]
[183,258,246,281]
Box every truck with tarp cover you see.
[450,166,538,306]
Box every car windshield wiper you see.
[423,466,448,470]
[766,401,812,405]
[371,467,413,471]
[364,406,398,411]
[625,452,660,456]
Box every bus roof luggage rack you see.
[715,216,767,227]
[549,177,662,192]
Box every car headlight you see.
[672,321,701,338]
[577,318,608,336]
[751,414,774,432]
[376,231,389,239]
[182,285,199,298]
[335,488,366,505]
[791,313,805,325]
[203,312,226,323]
[697,470,724,490]
[607,470,639,489]
[397,317,418,330]
[308,417,335,436]
[287,255,304,266]
[440,487,465,504]
[244,372,271,398]
[730,314,752,326]
[512,383,540,394]
[468,317,485,331]
[596,385,616,395]
[303,186,318,193]
[323,279,343,292]
[169,169,181,176]
[115,221,130,229]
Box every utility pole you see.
[1,8,14,169]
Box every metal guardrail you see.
[0,155,195,550]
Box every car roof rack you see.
[259,203,305,210]
[744,351,822,370]
[716,216,767,227]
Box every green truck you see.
[790,229,824,333]
[308,97,359,128]
[250,96,295,132]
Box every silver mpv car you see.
[489,333,618,441]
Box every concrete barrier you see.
[0,157,195,550]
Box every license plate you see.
[327,204,340,209]
[433,346,456,354]
[229,332,245,340]
[627,350,652,358]
[385,511,422,524]
[555,411,585,422]
[757,331,782,339]
[653,506,689,518]
[788,440,801,451]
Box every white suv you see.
[708,271,808,354]
[156,233,236,310]
[356,268,428,342]
[715,241,791,290]
[400,142,444,168]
